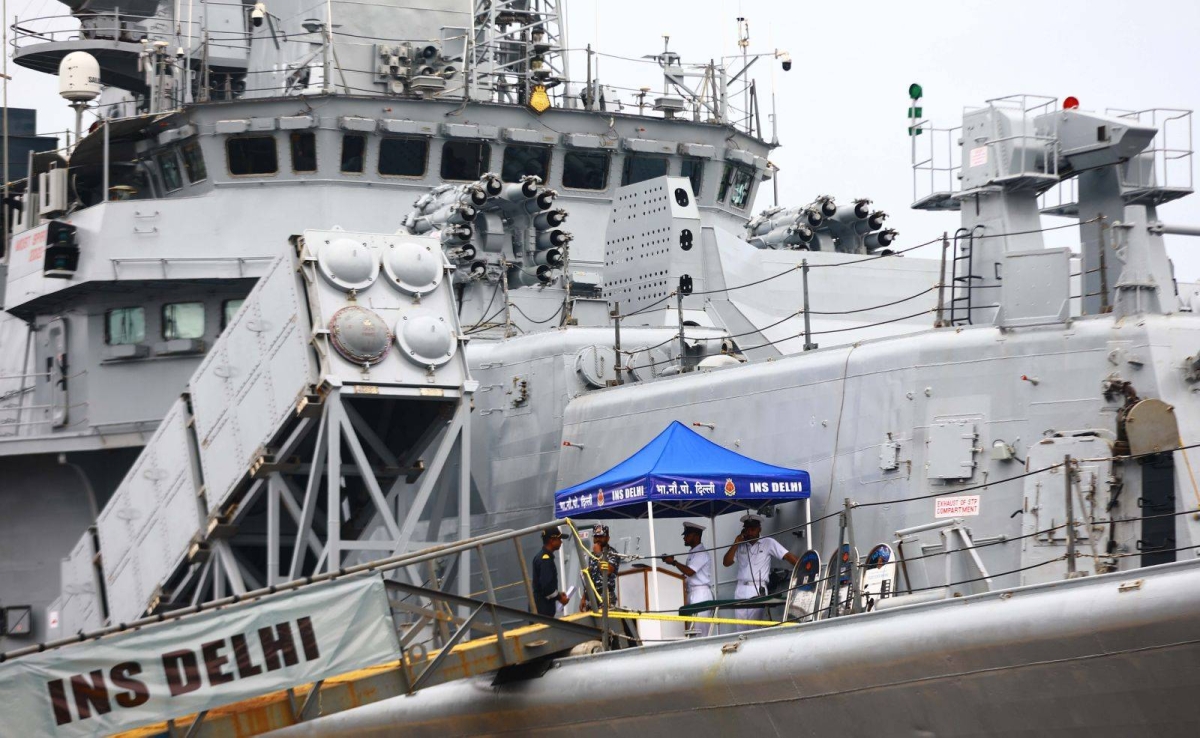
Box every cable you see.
[510,300,564,326]
[461,281,501,333]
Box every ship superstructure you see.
[2,1,1200,735]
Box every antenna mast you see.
[472,0,569,105]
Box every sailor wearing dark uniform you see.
[663,521,714,636]
[532,526,569,617]
[723,513,798,630]
[585,523,621,609]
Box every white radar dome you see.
[58,52,102,102]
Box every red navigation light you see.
[1063,96,1080,110]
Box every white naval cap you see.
[682,521,706,533]
[740,513,764,525]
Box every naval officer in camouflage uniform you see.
[584,523,621,609]
[532,526,569,617]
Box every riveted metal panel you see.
[926,419,979,480]
[104,556,146,624]
[999,248,1071,327]
[200,413,245,514]
[95,488,136,578]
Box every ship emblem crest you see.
[596,489,605,505]
[723,478,736,497]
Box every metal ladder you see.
[949,225,985,325]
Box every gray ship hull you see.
[275,559,1200,737]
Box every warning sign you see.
[934,494,981,518]
[969,146,989,168]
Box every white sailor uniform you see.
[684,542,714,636]
[732,536,790,630]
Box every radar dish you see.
[317,237,379,291]
[396,311,457,366]
[383,239,444,295]
[329,306,392,365]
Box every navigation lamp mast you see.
[908,82,924,137]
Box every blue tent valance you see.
[554,421,810,520]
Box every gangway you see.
[4,521,610,737]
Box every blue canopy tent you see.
[554,421,810,612]
[555,420,810,519]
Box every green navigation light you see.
[908,83,923,100]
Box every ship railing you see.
[979,93,1061,185]
[1111,108,1194,200]
[1038,177,1079,217]
[910,120,961,209]
[110,255,276,280]
[9,11,215,53]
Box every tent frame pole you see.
[647,501,661,611]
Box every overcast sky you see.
[8,0,1200,275]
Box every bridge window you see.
[181,141,207,183]
[221,299,245,330]
[226,136,277,176]
[621,155,668,186]
[681,157,704,196]
[340,134,366,173]
[105,307,145,345]
[157,151,183,192]
[163,302,205,340]
[562,150,609,190]
[290,131,317,173]
[441,140,490,181]
[717,164,753,209]
[379,137,428,177]
[501,145,551,183]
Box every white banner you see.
[0,574,398,737]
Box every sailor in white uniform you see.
[722,513,798,630]
[663,521,714,636]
